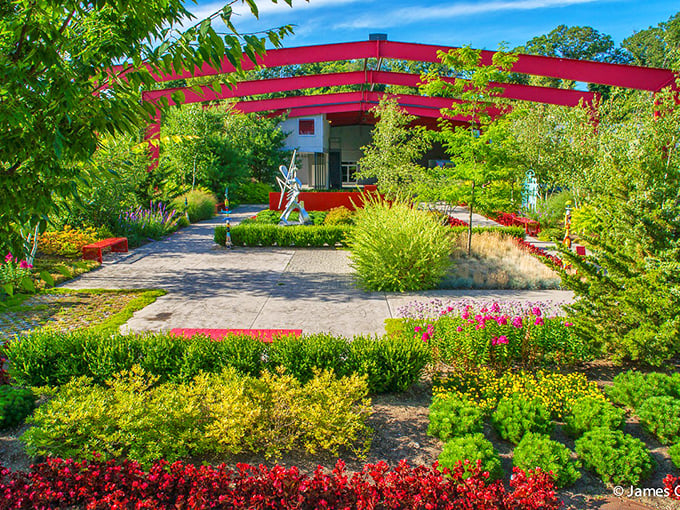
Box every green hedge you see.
[215,224,352,247]
[5,330,430,394]
[214,224,523,248]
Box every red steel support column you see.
[145,107,161,171]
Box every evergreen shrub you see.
[0,386,35,429]
[575,427,654,486]
[427,396,484,441]
[637,396,680,444]
[215,224,350,247]
[513,433,581,488]
[492,395,552,444]
[437,433,503,481]
[606,370,680,409]
[563,396,625,437]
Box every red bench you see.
[82,237,128,263]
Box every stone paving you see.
[59,205,574,337]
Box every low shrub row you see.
[215,223,351,247]
[392,303,590,369]
[6,330,430,394]
[23,366,371,465]
[0,457,562,510]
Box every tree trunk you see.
[468,182,475,256]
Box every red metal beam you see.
[125,40,677,92]
[143,70,596,108]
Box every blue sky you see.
[190,0,678,51]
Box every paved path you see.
[61,205,574,337]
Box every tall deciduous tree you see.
[421,46,520,255]
[355,96,431,201]
[0,0,296,254]
[622,11,680,69]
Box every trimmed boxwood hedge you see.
[5,330,430,394]
[214,224,525,248]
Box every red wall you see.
[269,186,380,211]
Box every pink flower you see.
[19,260,32,269]
[497,315,508,326]
[491,302,501,313]
[532,307,542,317]
[512,316,523,328]
[4,252,12,263]
[535,317,544,326]
[414,326,422,333]
[564,321,573,327]
[492,335,509,346]
[456,326,463,332]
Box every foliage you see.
[248,208,327,225]
[38,226,102,258]
[0,0,294,255]
[0,458,562,510]
[575,427,655,486]
[22,366,371,465]
[354,96,432,200]
[323,206,355,225]
[492,395,552,444]
[348,199,452,292]
[669,442,680,469]
[230,180,275,205]
[437,434,503,481]
[427,396,485,441]
[170,189,216,223]
[216,224,350,247]
[606,370,680,409]
[622,11,680,68]
[0,386,35,429]
[558,89,680,366]
[563,396,625,437]
[637,396,680,445]
[420,46,520,255]
[434,368,603,419]
[5,330,427,394]
[115,202,180,246]
[413,303,589,369]
[514,433,581,488]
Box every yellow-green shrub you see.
[323,206,354,226]
[39,226,102,258]
[22,366,371,465]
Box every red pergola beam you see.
[123,40,677,92]
[142,70,596,108]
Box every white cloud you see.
[337,0,600,29]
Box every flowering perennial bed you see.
[0,457,562,510]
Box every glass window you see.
[341,161,358,185]
[298,119,315,136]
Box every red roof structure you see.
[139,39,678,166]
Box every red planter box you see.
[269,186,379,211]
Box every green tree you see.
[559,87,680,365]
[0,0,296,255]
[355,96,432,201]
[421,46,520,254]
[622,11,680,69]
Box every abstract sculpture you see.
[276,150,311,226]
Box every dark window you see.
[299,119,315,135]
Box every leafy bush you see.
[22,366,371,465]
[348,200,452,292]
[669,442,680,469]
[0,252,34,297]
[249,209,327,225]
[492,395,552,444]
[575,427,654,486]
[563,396,625,437]
[230,180,275,205]
[427,396,484,441]
[637,396,680,444]
[435,368,604,419]
[344,334,431,393]
[437,433,503,481]
[324,206,355,225]
[606,370,680,409]
[0,458,562,510]
[39,226,102,258]
[215,224,351,247]
[171,189,216,223]
[514,433,581,488]
[6,330,426,394]
[452,225,526,240]
[0,386,35,429]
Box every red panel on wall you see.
[269,187,380,211]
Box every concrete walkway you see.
[61,205,574,337]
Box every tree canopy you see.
[0,0,296,254]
